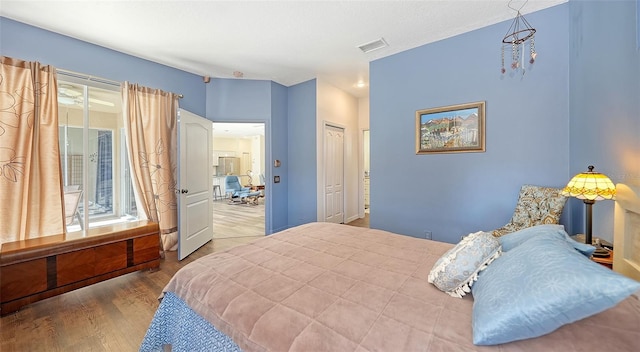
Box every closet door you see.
[324,124,344,224]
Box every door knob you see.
[181,189,189,194]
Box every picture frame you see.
[415,101,486,154]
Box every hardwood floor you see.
[0,206,367,351]
[346,213,370,228]
[212,197,265,239]
[0,235,261,352]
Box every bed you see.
[140,184,640,352]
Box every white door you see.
[178,109,213,260]
[324,124,344,224]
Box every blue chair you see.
[225,175,261,205]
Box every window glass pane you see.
[58,80,136,231]
[121,128,137,218]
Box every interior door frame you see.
[211,120,269,235]
[358,128,369,219]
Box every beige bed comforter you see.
[163,222,640,351]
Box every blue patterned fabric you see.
[428,231,502,298]
[139,292,242,352]
[472,233,640,345]
[498,224,595,256]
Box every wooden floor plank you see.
[0,208,368,351]
[212,198,265,238]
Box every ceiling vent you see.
[357,38,388,53]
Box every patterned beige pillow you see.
[492,185,567,238]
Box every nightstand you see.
[591,249,613,269]
[570,234,614,269]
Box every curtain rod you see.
[56,68,184,98]
[57,68,120,86]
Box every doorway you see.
[212,122,266,238]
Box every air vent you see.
[357,38,388,53]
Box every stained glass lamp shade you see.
[562,165,616,245]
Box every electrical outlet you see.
[424,231,432,240]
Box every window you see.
[58,77,137,231]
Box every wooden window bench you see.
[0,220,160,316]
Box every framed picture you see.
[415,101,485,154]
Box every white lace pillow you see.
[428,231,502,298]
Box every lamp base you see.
[592,247,611,258]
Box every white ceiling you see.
[213,122,264,138]
[0,0,565,98]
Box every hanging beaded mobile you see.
[501,1,537,75]
[529,36,537,64]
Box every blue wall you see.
[287,80,318,226]
[370,0,640,244]
[0,17,205,116]
[7,1,637,243]
[271,82,290,232]
[206,78,291,233]
[205,78,318,232]
[567,0,640,240]
[1,16,313,235]
[370,5,571,243]
[206,79,273,120]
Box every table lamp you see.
[562,165,616,248]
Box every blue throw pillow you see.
[471,233,640,345]
[498,224,595,256]
[428,231,502,298]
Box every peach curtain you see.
[0,56,64,244]
[122,82,178,251]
